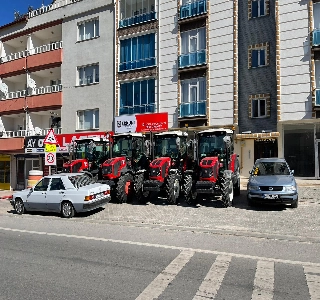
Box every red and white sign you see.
[43,128,58,145]
[45,152,56,166]
[115,113,168,134]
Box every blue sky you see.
[0,0,53,27]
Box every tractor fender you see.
[169,168,179,175]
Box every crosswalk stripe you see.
[304,266,320,300]
[135,250,194,300]
[251,260,274,300]
[193,255,232,300]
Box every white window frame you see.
[78,18,99,42]
[181,77,206,104]
[181,27,206,54]
[252,0,266,18]
[251,98,267,118]
[77,64,99,86]
[77,109,99,130]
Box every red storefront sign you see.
[55,131,107,147]
[135,112,168,133]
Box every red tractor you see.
[62,136,109,180]
[182,128,240,207]
[142,131,193,204]
[101,132,150,203]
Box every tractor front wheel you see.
[134,173,149,204]
[165,174,180,205]
[182,175,196,206]
[116,173,134,203]
[221,176,233,207]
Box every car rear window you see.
[68,174,96,188]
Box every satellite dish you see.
[0,80,8,99]
[34,127,42,135]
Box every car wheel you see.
[291,198,298,209]
[14,198,25,215]
[61,201,75,218]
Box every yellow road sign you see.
[45,144,57,153]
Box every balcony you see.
[0,42,63,77]
[0,137,24,152]
[119,11,157,28]
[178,50,206,69]
[312,29,320,47]
[119,104,155,115]
[316,89,320,106]
[179,101,206,118]
[119,57,156,72]
[0,85,62,114]
[180,0,207,20]
[0,127,62,138]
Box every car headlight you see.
[248,185,260,191]
[284,186,297,192]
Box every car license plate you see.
[264,194,278,199]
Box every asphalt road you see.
[0,191,320,300]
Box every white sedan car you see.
[11,173,111,218]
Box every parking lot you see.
[1,178,319,244]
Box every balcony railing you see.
[119,11,157,28]
[179,50,206,68]
[179,101,206,117]
[313,29,320,47]
[119,57,156,72]
[0,41,63,64]
[316,89,320,106]
[0,127,62,138]
[119,104,155,115]
[1,84,62,100]
[180,0,207,20]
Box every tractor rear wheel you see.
[183,175,196,206]
[221,176,233,207]
[134,173,149,204]
[116,173,134,203]
[165,173,180,205]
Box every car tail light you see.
[84,195,95,201]
[104,190,110,195]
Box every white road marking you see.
[304,266,320,300]
[251,260,274,300]
[136,250,194,300]
[193,255,231,300]
[0,226,319,267]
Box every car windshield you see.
[252,161,290,176]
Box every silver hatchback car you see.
[247,158,298,208]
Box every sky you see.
[0,0,53,27]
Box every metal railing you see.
[0,41,63,63]
[119,104,155,115]
[316,89,320,106]
[119,11,157,28]
[180,0,207,20]
[1,84,62,100]
[0,127,62,138]
[313,29,320,46]
[119,57,156,72]
[178,50,206,68]
[179,101,206,117]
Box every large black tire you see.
[234,176,240,196]
[165,173,180,205]
[183,175,196,205]
[14,198,25,215]
[61,201,75,218]
[134,173,149,204]
[116,173,134,203]
[221,176,233,207]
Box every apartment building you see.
[237,0,320,178]
[0,0,115,190]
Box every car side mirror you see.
[290,170,294,175]
[249,170,252,175]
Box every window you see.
[181,28,206,55]
[251,98,266,118]
[119,34,156,71]
[119,79,155,115]
[251,0,266,18]
[77,109,99,130]
[34,178,50,192]
[251,49,266,68]
[78,64,99,85]
[78,19,99,41]
[50,178,65,191]
[120,0,155,20]
[249,94,270,118]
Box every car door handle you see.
[59,191,65,194]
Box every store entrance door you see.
[0,155,10,190]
